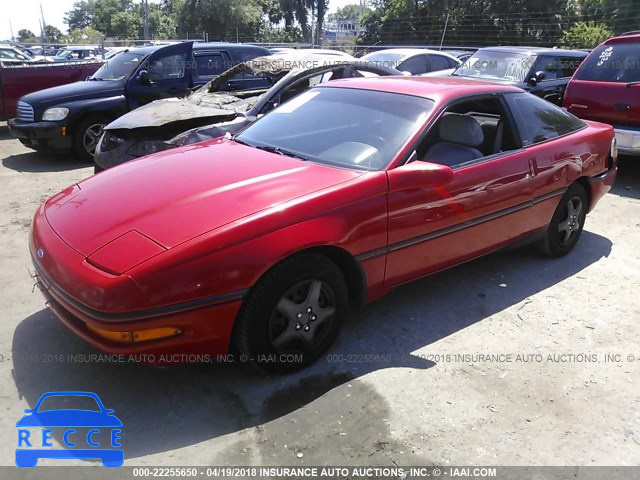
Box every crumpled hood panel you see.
[105,94,260,130]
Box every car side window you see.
[504,92,585,146]
[147,53,187,81]
[416,96,518,168]
[428,54,454,72]
[399,55,427,74]
[194,51,232,76]
[559,57,584,78]
[534,56,560,81]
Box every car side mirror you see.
[529,71,546,85]
[388,159,454,192]
[138,69,152,85]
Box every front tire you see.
[234,254,348,373]
[537,183,588,257]
[73,116,108,162]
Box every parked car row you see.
[94,53,402,171]
[7,42,271,160]
[5,38,626,373]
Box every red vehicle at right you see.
[564,32,640,156]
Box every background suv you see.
[564,33,640,156]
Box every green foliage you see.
[560,21,614,48]
[64,0,97,31]
[259,22,303,42]
[43,25,65,43]
[328,4,369,22]
[17,29,38,42]
[65,26,104,44]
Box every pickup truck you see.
[8,42,271,161]
[0,60,101,121]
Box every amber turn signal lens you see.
[87,324,181,343]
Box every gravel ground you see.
[0,121,638,470]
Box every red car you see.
[30,77,617,373]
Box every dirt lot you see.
[0,120,639,468]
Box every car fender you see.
[58,95,129,131]
[126,173,389,309]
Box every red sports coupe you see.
[30,77,618,372]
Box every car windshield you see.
[92,52,145,80]
[236,87,434,171]
[574,42,640,83]
[0,48,31,61]
[454,51,533,82]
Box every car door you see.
[384,95,535,286]
[503,92,588,201]
[126,42,194,109]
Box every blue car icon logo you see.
[16,391,123,468]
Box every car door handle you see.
[614,103,631,111]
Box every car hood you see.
[104,93,258,130]
[21,79,123,108]
[45,139,364,256]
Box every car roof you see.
[476,46,588,56]
[195,42,270,53]
[364,48,460,59]
[604,33,640,44]
[321,76,523,101]
[59,45,99,50]
[120,42,270,57]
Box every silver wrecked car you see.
[94,53,401,173]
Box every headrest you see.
[439,114,484,147]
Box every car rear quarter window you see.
[399,55,428,74]
[575,42,640,83]
[427,54,455,71]
[504,93,586,146]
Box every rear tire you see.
[73,116,109,163]
[234,254,348,374]
[537,183,587,257]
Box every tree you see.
[65,26,104,43]
[111,11,141,38]
[43,25,64,43]
[65,0,97,31]
[92,0,135,36]
[178,0,264,41]
[560,21,613,48]
[17,29,37,42]
[328,4,367,22]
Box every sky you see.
[2,0,357,42]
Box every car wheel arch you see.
[574,177,593,212]
[247,245,367,310]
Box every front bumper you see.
[614,127,640,156]
[30,206,243,361]
[8,118,71,151]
